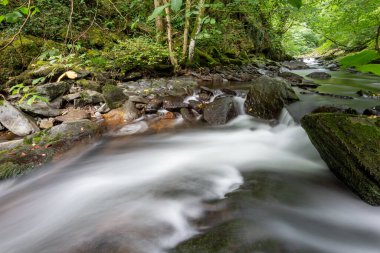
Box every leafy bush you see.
[101,37,170,72]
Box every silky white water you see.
[0,114,379,253]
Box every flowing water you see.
[0,63,379,253]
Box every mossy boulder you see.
[244,76,299,119]
[0,120,100,180]
[102,84,128,109]
[301,113,380,205]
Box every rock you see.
[48,119,99,140]
[146,98,163,113]
[220,88,237,96]
[180,108,198,123]
[75,90,104,106]
[244,76,299,119]
[0,139,23,151]
[76,79,102,92]
[311,105,358,115]
[326,63,339,71]
[97,103,111,114]
[129,96,149,104]
[19,100,62,117]
[306,71,331,80]
[188,100,204,112]
[55,109,91,122]
[357,90,380,99]
[35,81,72,101]
[203,97,238,125]
[162,96,188,111]
[102,84,128,109]
[0,99,39,136]
[0,123,3,131]
[278,71,303,83]
[282,60,309,70]
[39,118,55,129]
[363,106,380,116]
[122,100,140,122]
[102,101,140,128]
[0,119,100,180]
[301,113,380,205]
[63,93,81,102]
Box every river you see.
[0,62,379,253]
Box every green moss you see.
[0,36,43,82]
[356,64,380,76]
[339,50,380,68]
[102,84,127,109]
[301,113,380,205]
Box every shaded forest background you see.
[1,0,379,84]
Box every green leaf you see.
[0,0,9,6]
[27,96,36,105]
[18,7,29,15]
[147,3,170,22]
[287,0,302,9]
[0,15,4,23]
[171,0,183,12]
[5,11,23,23]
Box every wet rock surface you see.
[0,99,40,136]
[301,113,380,205]
[203,97,238,125]
[306,71,332,80]
[0,119,100,179]
[244,76,299,119]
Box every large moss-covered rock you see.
[301,113,380,205]
[244,76,299,119]
[0,120,100,180]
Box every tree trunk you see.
[188,0,206,63]
[376,25,380,53]
[154,0,164,42]
[162,0,179,68]
[182,0,191,58]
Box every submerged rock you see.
[244,76,299,119]
[282,60,309,70]
[203,97,238,125]
[0,99,39,136]
[306,71,331,80]
[301,113,380,205]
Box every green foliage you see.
[283,25,321,56]
[148,3,170,22]
[101,37,170,72]
[287,0,302,9]
[357,64,380,76]
[9,83,49,105]
[339,50,380,68]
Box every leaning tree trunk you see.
[376,25,380,53]
[154,0,164,42]
[188,0,206,63]
[162,0,179,69]
[182,0,191,58]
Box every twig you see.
[0,0,32,52]
[71,0,99,47]
[64,0,74,45]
